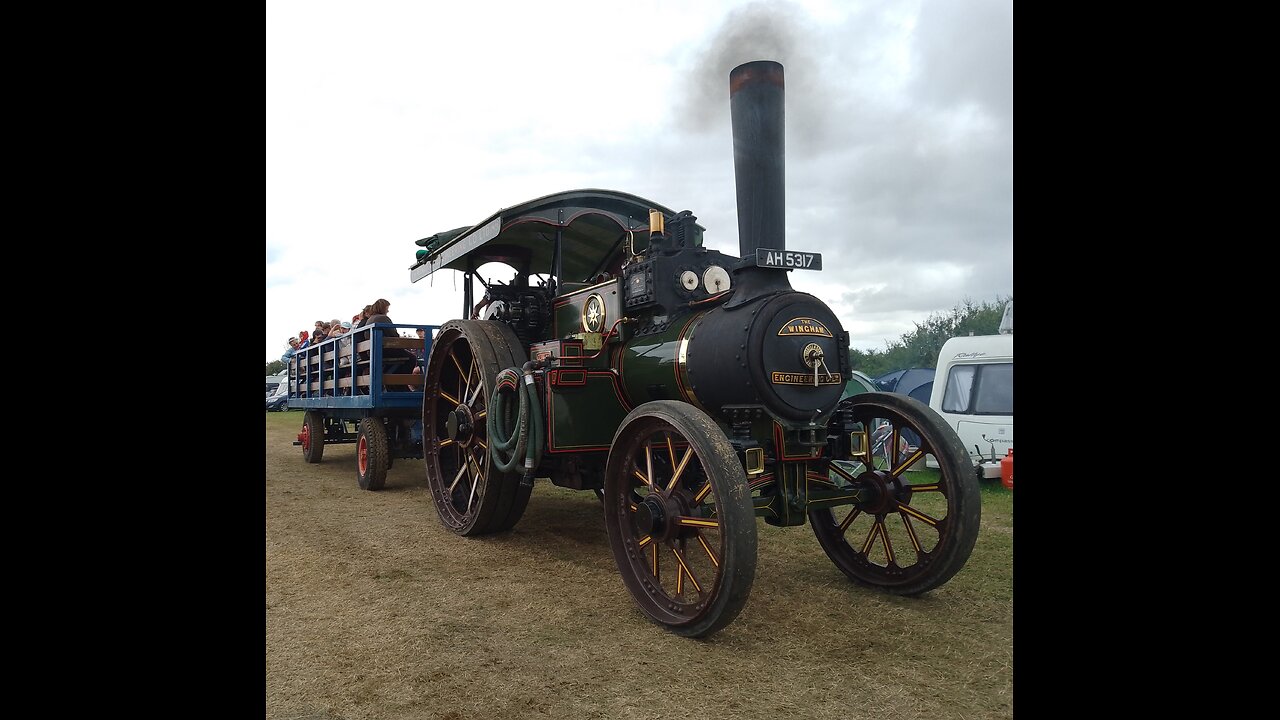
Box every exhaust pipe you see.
[726,60,793,308]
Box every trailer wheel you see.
[811,392,981,595]
[356,417,389,491]
[422,320,527,536]
[301,411,324,463]
[603,401,757,638]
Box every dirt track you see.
[266,411,1013,720]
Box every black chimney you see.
[726,60,792,309]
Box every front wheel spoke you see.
[696,533,720,567]
[890,448,926,476]
[838,507,861,535]
[651,542,660,578]
[439,389,461,407]
[877,519,895,565]
[898,502,939,527]
[633,467,652,489]
[637,534,652,548]
[899,512,923,553]
[671,547,702,593]
[693,481,712,504]
[859,519,881,556]
[664,447,693,495]
[907,483,941,493]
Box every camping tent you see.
[841,370,877,399]
[873,367,935,405]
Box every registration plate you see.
[755,248,822,270]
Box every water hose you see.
[488,362,545,486]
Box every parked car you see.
[266,371,288,395]
[266,383,289,412]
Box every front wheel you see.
[603,400,757,637]
[356,417,389,491]
[811,392,980,595]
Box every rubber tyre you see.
[422,320,526,536]
[302,411,324,464]
[810,392,981,595]
[604,400,757,637]
[357,417,389,491]
[473,320,532,532]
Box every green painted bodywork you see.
[553,280,624,340]
[545,372,630,451]
[617,317,702,407]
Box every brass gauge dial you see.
[680,270,699,291]
[703,265,731,293]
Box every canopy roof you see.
[409,189,700,285]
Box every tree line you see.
[265,294,1012,379]
[848,295,1012,378]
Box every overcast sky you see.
[266,0,1012,364]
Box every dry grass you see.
[266,411,1012,720]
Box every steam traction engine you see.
[408,61,980,637]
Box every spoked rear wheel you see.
[604,401,756,637]
[811,392,980,595]
[422,320,529,536]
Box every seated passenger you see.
[364,298,416,390]
[281,337,299,365]
[408,327,427,391]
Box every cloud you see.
[267,0,1011,361]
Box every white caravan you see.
[927,302,1013,479]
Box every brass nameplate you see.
[777,317,832,337]
[771,371,842,385]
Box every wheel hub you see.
[446,404,475,446]
[857,469,913,514]
[635,495,666,535]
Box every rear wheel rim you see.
[423,324,503,533]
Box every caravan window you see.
[942,363,1013,416]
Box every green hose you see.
[488,365,545,481]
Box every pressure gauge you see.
[703,265,731,293]
[680,270,699,291]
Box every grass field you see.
[266,410,1013,720]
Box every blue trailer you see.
[287,322,438,490]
